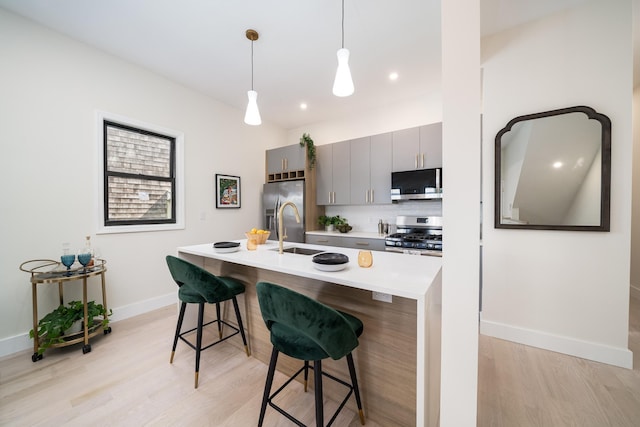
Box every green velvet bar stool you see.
[165,255,249,388]
[256,281,365,427]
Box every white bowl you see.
[312,262,348,272]
[214,246,240,254]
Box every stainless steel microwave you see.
[391,168,442,201]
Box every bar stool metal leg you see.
[259,347,279,427]
[231,296,250,356]
[215,302,222,339]
[347,353,366,425]
[170,302,187,363]
[195,302,205,389]
[303,360,310,392]
[314,360,324,427]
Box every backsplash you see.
[324,201,442,233]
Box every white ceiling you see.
[0,0,593,130]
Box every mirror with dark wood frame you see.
[494,106,611,231]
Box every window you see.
[97,112,184,234]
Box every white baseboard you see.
[480,319,633,369]
[631,284,640,301]
[0,292,176,359]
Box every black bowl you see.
[213,241,240,249]
[312,252,349,265]
[336,224,353,233]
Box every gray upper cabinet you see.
[392,123,442,171]
[316,141,350,205]
[266,144,306,175]
[350,133,392,205]
[420,122,443,169]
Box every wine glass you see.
[77,250,92,273]
[60,253,76,276]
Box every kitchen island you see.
[177,240,442,427]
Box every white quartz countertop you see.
[178,240,441,300]
[305,230,387,240]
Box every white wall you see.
[287,95,442,146]
[481,0,633,368]
[632,0,640,300]
[0,10,286,356]
[633,84,640,299]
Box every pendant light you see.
[332,0,354,97]
[244,29,261,125]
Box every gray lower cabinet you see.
[306,234,386,252]
[316,141,350,205]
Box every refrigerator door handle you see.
[274,198,280,241]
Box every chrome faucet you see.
[278,201,301,254]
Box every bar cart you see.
[19,259,111,362]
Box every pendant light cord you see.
[341,0,345,48]
[251,40,254,91]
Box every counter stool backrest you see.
[256,281,359,361]
[166,256,235,304]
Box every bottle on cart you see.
[77,235,94,268]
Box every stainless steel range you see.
[385,216,443,256]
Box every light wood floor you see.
[478,295,640,427]
[1,297,639,426]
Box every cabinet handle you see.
[317,239,329,243]
[421,153,425,169]
[365,190,369,204]
[333,191,336,204]
[370,189,374,203]
[356,242,370,246]
[284,158,288,170]
[415,154,419,169]
[281,159,284,171]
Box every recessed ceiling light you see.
[300,103,308,110]
[389,72,399,81]
[553,161,563,169]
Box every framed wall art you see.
[215,174,241,209]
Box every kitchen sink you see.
[271,247,326,255]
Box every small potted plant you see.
[318,215,348,231]
[30,300,111,356]
[318,215,333,231]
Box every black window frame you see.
[103,120,177,227]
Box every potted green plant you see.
[318,215,348,231]
[318,215,333,231]
[29,300,111,355]
[299,133,316,169]
[331,215,347,226]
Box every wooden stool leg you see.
[314,360,324,427]
[195,302,205,388]
[232,296,250,356]
[347,353,365,425]
[170,302,187,363]
[259,348,279,427]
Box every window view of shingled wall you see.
[106,125,173,221]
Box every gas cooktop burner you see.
[385,216,443,256]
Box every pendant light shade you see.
[333,48,354,97]
[244,29,261,126]
[333,0,354,97]
[244,90,261,125]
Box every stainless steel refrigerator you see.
[263,180,305,243]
